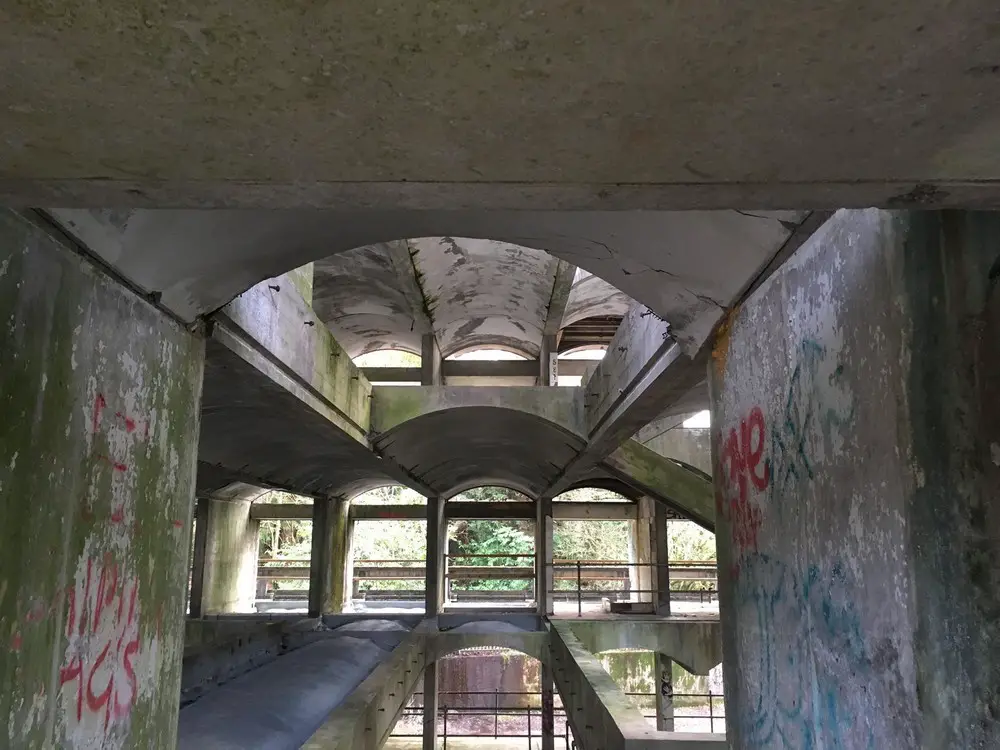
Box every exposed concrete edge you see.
[564,619,722,676]
[210,323,369,443]
[300,623,432,750]
[600,441,715,531]
[431,630,549,665]
[550,622,726,749]
[20,179,1000,211]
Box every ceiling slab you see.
[4,3,1000,207]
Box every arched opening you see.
[556,345,607,387]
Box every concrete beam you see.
[544,260,578,337]
[600,440,715,531]
[250,503,314,520]
[363,359,591,382]
[550,621,725,750]
[446,501,535,520]
[351,504,427,521]
[553,501,637,521]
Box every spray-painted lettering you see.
[717,405,770,574]
[59,553,141,732]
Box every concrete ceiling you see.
[4,3,1000,208]
[46,209,804,354]
[313,238,632,358]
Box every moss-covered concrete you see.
[0,210,204,749]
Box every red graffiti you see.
[717,406,770,575]
[171,519,184,529]
[59,556,142,730]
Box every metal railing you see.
[625,691,726,734]
[255,556,719,609]
[392,690,574,750]
[547,560,718,616]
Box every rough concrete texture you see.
[371,388,587,498]
[0,210,204,748]
[603,441,715,530]
[44,209,804,359]
[711,209,1000,749]
[549,622,725,750]
[201,498,259,614]
[5,3,1000,210]
[220,271,371,435]
[301,623,430,750]
[178,635,393,750]
[566,620,721,676]
[635,417,713,476]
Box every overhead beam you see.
[362,359,591,382]
[553,501,636,521]
[250,503,314,520]
[600,440,715,531]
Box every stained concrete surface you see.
[5,3,1000,211]
[712,209,1000,749]
[0,209,204,749]
[177,635,394,750]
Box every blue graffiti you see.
[735,554,876,750]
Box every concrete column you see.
[425,496,445,615]
[654,653,675,731]
[539,334,559,386]
[711,210,1000,749]
[536,496,554,615]
[326,500,352,613]
[653,504,671,615]
[540,661,555,750]
[421,333,442,385]
[632,497,655,604]
[187,497,211,618]
[422,661,439,750]
[308,498,331,618]
[201,498,260,614]
[0,210,204,748]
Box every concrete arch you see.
[371,401,587,498]
[50,208,802,355]
[431,628,550,667]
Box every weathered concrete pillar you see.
[187,497,211,618]
[421,333,442,386]
[653,503,671,615]
[326,499,352,613]
[632,497,655,603]
[540,661,555,750]
[0,210,204,748]
[425,496,445,615]
[711,210,1000,749]
[539,334,559,386]
[654,653,675,731]
[200,498,260,615]
[308,498,331,618]
[422,661,438,750]
[536,496,554,615]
